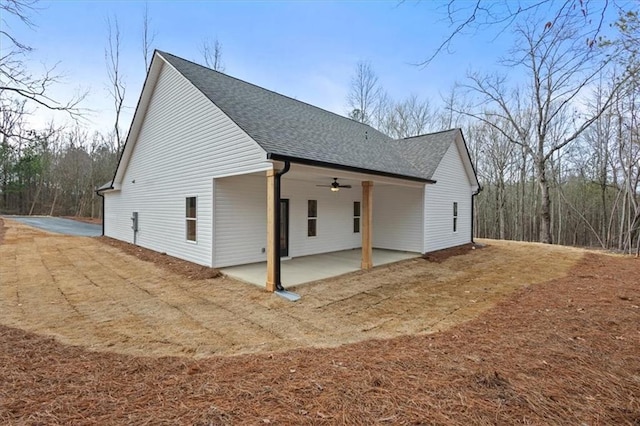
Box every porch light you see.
[330,186,340,192]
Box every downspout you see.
[471,186,482,244]
[273,161,291,291]
[96,189,105,236]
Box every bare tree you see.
[347,60,381,125]
[614,9,640,255]
[372,90,393,132]
[200,38,225,72]
[105,15,126,153]
[417,0,609,67]
[0,0,84,134]
[141,2,156,71]
[379,94,436,138]
[478,119,517,239]
[455,5,628,244]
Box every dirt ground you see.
[0,218,584,358]
[0,220,638,424]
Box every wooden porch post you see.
[361,180,373,270]
[266,169,276,292]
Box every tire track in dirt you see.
[68,247,232,354]
[89,244,329,352]
[83,245,283,355]
[1,219,589,358]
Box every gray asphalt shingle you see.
[159,51,458,181]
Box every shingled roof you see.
[158,51,462,182]
[390,129,459,179]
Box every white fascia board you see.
[455,131,480,192]
[113,55,165,185]
[98,187,120,194]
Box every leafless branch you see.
[105,15,126,152]
[141,2,156,71]
[200,38,225,72]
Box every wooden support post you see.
[361,180,373,270]
[266,169,276,292]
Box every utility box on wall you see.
[131,212,139,231]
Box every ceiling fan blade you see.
[340,185,352,188]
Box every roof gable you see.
[158,51,431,181]
[392,129,457,180]
[106,50,480,189]
[110,55,165,188]
[393,129,479,189]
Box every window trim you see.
[453,201,458,233]
[353,201,361,234]
[186,196,197,243]
[307,199,317,238]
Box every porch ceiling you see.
[221,249,419,288]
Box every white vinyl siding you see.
[372,184,424,253]
[423,142,474,253]
[214,174,267,267]
[212,175,363,268]
[283,178,361,258]
[103,62,270,267]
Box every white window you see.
[186,197,197,242]
[307,200,317,237]
[353,201,361,233]
[453,202,458,233]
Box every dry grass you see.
[1,251,638,424]
[0,218,585,358]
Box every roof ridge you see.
[157,50,388,140]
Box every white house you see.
[98,51,480,292]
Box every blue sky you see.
[2,1,572,134]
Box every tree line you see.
[0,109,118,217]
[1,0,638,253]
[0,0,231,219]
[346,3,639,254]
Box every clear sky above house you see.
[3,0,621,134]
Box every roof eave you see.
[455,129,481,189]
[267,153,435,184]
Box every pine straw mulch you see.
[98,236,222,280]
[1,253,639,425]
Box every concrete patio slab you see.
[221,248,420,287]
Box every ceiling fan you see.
[317,178,352,192]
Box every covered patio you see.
[221,248,419,288]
